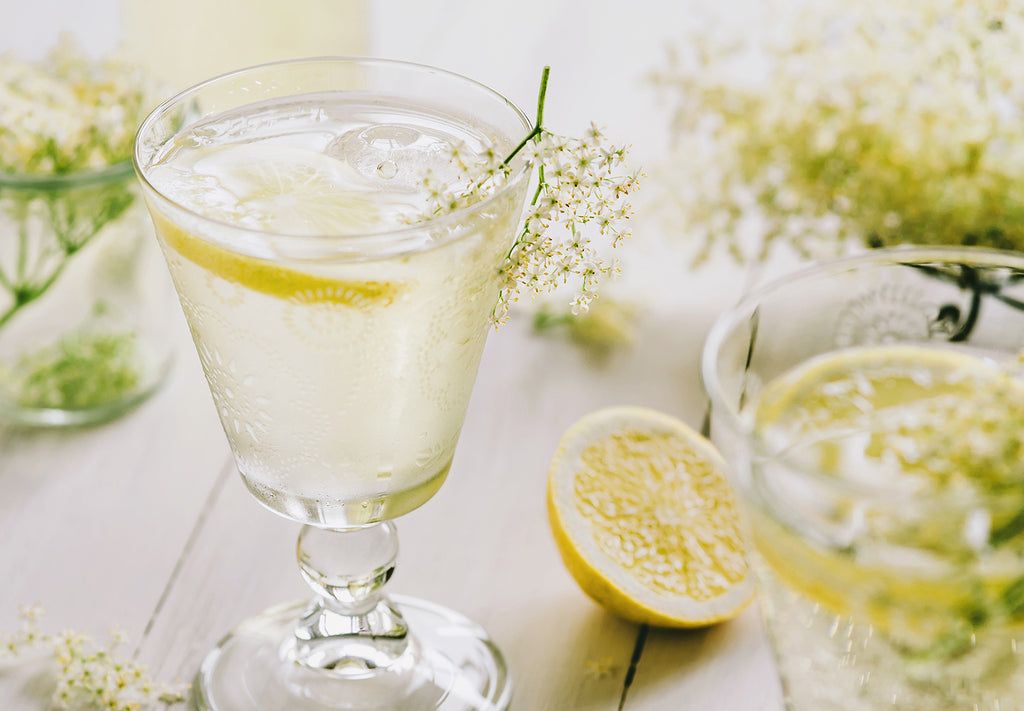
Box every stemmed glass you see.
[133,58,531,711]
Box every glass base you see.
[243,464,450,527]
[193,596,512,711]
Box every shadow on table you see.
[621,605,783,711]
[496,590,641,711]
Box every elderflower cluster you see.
[889,369,1024,495]
[652,0,1024,263]
[2,605,187,711]
[864,361,1024,556]
[423,124,639,324]
[0,36,157,175]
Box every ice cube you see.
[325,123,461,192]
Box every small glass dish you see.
[0,160,174,426]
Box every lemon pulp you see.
[548,406,754,628]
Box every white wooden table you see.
[0,1,786,708]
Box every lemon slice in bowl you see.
[547,406,755,627]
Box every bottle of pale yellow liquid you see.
[119,0,367,91]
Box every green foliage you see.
[6,329,140,410]
[0,36,156,175]
[0,175,137,332]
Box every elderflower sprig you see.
[421,67,640,324]
[2,328,141,409]
[0,37,150,333]
[1,605,187,711]
[0,35,158,175]
[651,0,1024,264]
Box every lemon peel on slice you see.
[548,406,754,628]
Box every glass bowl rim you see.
[132,55,534,258]
[0,159,134,190]
[700,244,1024,501]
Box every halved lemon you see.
[547,406,755,627]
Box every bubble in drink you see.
[326,122,461,192]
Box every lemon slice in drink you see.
[755,345,1024,502]
[547,407,754,628]
[750,345,1024,648]
[151,144,401,307]
[192,143,383,235]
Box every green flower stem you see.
[16,220,28,283]
[501,65,550,168]
[498,67,551,268]
[0,256,70,331]
[0,181,134,334]
[0,246,12,293]
[0,218,66,331]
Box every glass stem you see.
[288,522,411,674]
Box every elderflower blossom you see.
[0,36,157,175]
[1,605,187,711]
[423,115,638,324]
[894,369,1024,494]
[852,357,1024,558]
[651,0,1024,263]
